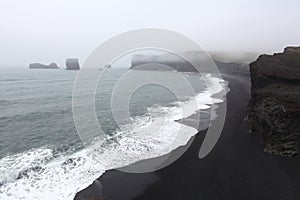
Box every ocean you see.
[0,68,225,199]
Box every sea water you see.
[0,67,225,199]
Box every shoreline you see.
[75,64,300,200]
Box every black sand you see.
[75,66,300,200]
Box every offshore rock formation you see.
[29,63,59,69]
[248,47,300,157]
[66,58,80,70]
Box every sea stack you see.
[65,58,80,70]
[247,47,300,157]
[29,63,59,69]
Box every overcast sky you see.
[1,0,299,67]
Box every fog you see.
[0,0,299,67]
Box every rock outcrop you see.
[29,63,59,69]
[66,58,80,70]
[248,47,300,157]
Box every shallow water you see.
[0,67,226,199]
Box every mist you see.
[1,0,299,67]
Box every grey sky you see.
[1,0,299,67]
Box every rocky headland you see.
[130,54,197,72]
[29,63,59,69]
[248,47,300,157]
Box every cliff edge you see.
[248,47,300,157]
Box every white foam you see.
[0,73,226,200]
[0,148,105,200]
[0,148,53,184]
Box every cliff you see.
[248,47,300,157]
[29,63,59,69]
[66,58,80,70]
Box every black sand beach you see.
[75,63,300,200]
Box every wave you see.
[0,74,226,199]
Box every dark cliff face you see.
[248,47,300,157]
